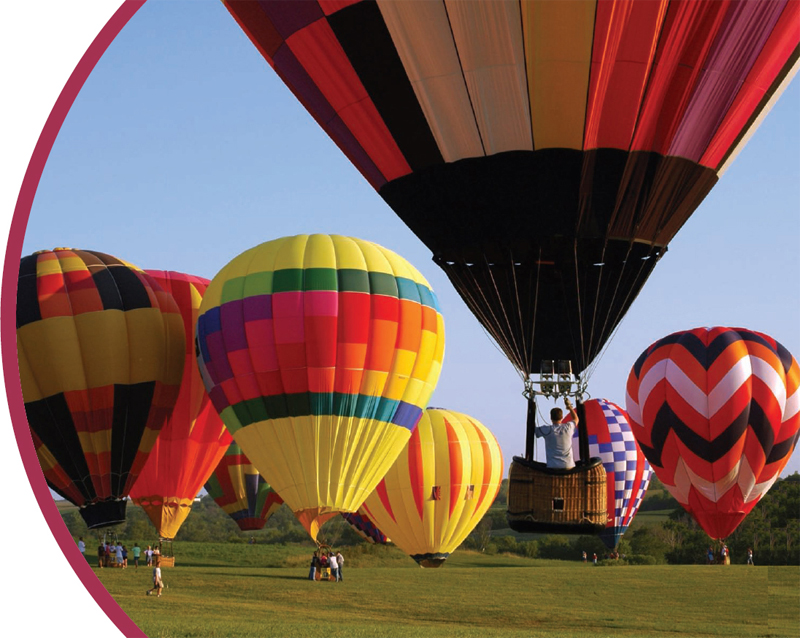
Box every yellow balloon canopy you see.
[361,408,504,567]
[195,234,445,540]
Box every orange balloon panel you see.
[362,408,503,567]
[129,271,232,539]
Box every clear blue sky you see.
[23,0,800,476]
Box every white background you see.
[1,3,126,636]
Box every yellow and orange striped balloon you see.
[361,408,503,567]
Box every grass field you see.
[84,542,799,638]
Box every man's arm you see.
[564,398,579,426]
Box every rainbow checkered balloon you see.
[196,235,445,540]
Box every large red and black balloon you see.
[224,0,799,377]
[626,327,799,540]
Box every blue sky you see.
[2,3,798,637]
[23,1,800,475]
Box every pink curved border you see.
[2,3,148,637]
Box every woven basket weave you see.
[507,457,607,531]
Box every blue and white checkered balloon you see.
[571,398,653,550]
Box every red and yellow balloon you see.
[362,408,503,567]
[129,271,233,539]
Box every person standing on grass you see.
[147,558,164,597]
[122,545,128,569]
[336,551,344,582]
[329,551,340,582]
[97,542,105,569]
[309,551,319,581]
[145,545,153,567]
[77,537,85,555]
[132,543,141,569]
[592,553,597,565]
[115,543,124,567]
[747,548,754,565]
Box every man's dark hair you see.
[550,407,563,422]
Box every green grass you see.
[86,542,799,638]
[626,509,673,529]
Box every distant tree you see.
[537,535,573,561]
[627,526,669,563]
[470,518,493,553]
[492,479,509,507]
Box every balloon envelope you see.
[223,0,800,377]
[196,234,445,540]
[626,327,800,540]
[129,271,233,539]
[204,441,283,532]
[570,398,653,550]
[341,507,389,545]
[17,249,185,528]
[362,408,503,567]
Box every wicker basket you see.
[506,456,608,534]
[158,556,175,568]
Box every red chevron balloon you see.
[626,327,799,540]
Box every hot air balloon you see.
[196,234,445,541]
[223,0,799,533]
[204,441,284,532]
[568,398,653,550]
[625,327,800,540]
[223,0,799,380]
[361,408,503,567]
[16,249,185,528]
[341,507,389,545]
[128,271,233,540]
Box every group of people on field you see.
[308,550,344,582]
[707,544,753,565]
[94,540,159,569]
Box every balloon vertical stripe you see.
[446,419,462,518]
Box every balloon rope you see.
[438,258,526,378]
[482,256,526,376]
[526,248,543,379]
[507,252,531,378]
[570,238,587,374]
[585,243,662,381]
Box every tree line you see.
[59,473,799,566]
